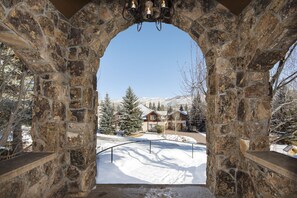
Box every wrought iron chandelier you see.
[122,0,174,31]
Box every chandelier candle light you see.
[122,0,174,31]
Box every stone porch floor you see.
[88,184,214,198]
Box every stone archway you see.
[69,1,240,196]
[0,0,296,197]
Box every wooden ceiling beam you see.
[49,0,91,19]
[49,0,252,19]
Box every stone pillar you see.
[32,72,70,196]
[205,47,272,197]
[32,72,69,152]
[238,68,271,151]
[66,40,99,196]
[206,49,239,197]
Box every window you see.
[150,115,156,120]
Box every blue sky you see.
[97,22,203,100]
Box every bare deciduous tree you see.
[0,42,33,159]
[180,42,207,97]
[270,43,297,145]
[270,43,297,96]
[180,42,207,132]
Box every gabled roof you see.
[156,111,167,116]
[138,104,154,118]
[138,104,168,119]
[168,110,188,116]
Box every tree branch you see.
[0,71,27,146]
[272,99,297,115]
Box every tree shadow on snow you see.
[96,144,207,184]
[96,155,151,184]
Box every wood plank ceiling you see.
[49,0,252,19]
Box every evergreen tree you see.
[99,93,115,135]
[152,102,156,111]
[160,104,165,111]
[116,104,122,113]
[119,87,142,135]
[157,101,161,111]
[167,106,173,114]
[149,102,152,109]
[185,104,188,112]
[179,104,184,111]
[190,94,206,132]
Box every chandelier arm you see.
[137,22,143,32]
[155,20,162,31]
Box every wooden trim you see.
[0,152,57,183]
[245,151,297,181]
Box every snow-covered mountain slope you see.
[112,95,193,108]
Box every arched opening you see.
[0,1,296,197]
[96,22,208,185]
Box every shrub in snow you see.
[155,125,164,134]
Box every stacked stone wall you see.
[0,156,66,198]
[236,1,297,197]
[0,0,296,197]
[245,159,297,198]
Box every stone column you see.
[206,48,272,197]
[32,72,69,152]
[66,35,99,196]
[205,40,240,197]
[31,72,70,196]
[238,68,271,151]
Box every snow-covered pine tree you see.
[185,104,188,112]
[120,87,142,135]
[99,93,115,135]
[157,101,161,111]
[149,102,152,109]
[190,94,206,132]
[167,106,173,114]
[152,102,156,110]
[179,104,184,111]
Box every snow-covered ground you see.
[270,144,297,158]
[96,133,207,184]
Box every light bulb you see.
[145,1,153,18]
[147,7,152,15]
[131,1,136,9]
[161,0,166,8]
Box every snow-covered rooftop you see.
[168,110,188,116]
[156,111,167,116]
[138,104,153,117]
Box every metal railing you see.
[96,138,205,163]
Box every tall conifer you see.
[119,87,142,135]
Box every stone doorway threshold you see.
[88,184,214,198]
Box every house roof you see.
[169,110,188,116]
[138,104,154,119]
[156,111,167,116]
[138,104,168,119]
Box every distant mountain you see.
[111,95,193,109]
